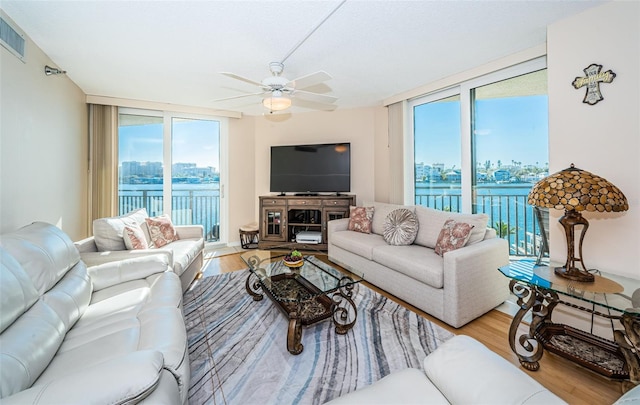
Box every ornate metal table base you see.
[245,271,358,355]
[508,279,639,385]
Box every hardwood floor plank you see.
[203,252,624,405]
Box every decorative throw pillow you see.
[123,224,150,250]
[382,208,419,246]
[145,214,180,248]
[434,219,474,256]
[348,206,374,234]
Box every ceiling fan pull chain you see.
[280,0,347,64]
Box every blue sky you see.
[119,119,220,168]
[414,95,548,169]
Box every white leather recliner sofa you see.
[327,335,567,404]
[0,222,189,404]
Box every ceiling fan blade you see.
[220,72,264,88]
[291,98,337,111]
[212,91,265,103]
[288,71,332,90]
[293,90,337,104]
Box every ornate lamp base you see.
[554,266,595,282]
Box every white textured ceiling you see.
[2,0,605,116]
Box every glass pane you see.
[118,113,164,217]
[471,69,549,258]
[414,94,461,212]
[171,118,221,242]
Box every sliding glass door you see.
[118,109,225,242]
[171,118,221,241]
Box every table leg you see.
[614,313,640,390]
[287,312,303,355]
[508,279,558,371]
[333,280,357,335]
[245,271,263,301]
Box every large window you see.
[413,92,461,212]
[118,109,225,243]
[411,59,548,258]
[472,70,548,257]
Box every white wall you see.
[252,107,385,216]
[547,1,640,279]
[0,15,87,239]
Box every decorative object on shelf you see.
[572,63,616,105]
[283,250,304,267]
[527,163,628,282]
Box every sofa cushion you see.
[156,238,203,277]
[348,206,374,234]
[434,219,474,256]
[364,201,415,236]
[414,205,488,248]
[325,368,449,405]
[145,215,179,248]
[330,230,388,261]
[93,208,149,252]
[372,244,444,289]
[383,208,419,246]
[0,248,39,334]
[424,335,566,404]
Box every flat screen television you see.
[270,143,350,194]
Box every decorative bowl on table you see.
[283,250,304,268]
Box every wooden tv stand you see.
[258,194,356,250]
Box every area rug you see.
[184,265,454,405]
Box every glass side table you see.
[498,261,639,389]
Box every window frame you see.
[407,56,547,212]
[118,107,229,244]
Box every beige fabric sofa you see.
[75,208,205,292]
[0,222,189,404]
[328,201,510,328]
[327,335,567,404]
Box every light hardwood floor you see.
[202,252,625,405]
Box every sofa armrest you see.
[74,236,98,253]
[88,253,171,291]
[175,224,204,240]
[424,335,566,404]
[1,350,166,405]
[442,237,510,327]
[328,218,350,236]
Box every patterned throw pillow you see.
[434,219,474,256]
[382,208,419,246]
[123,223,150,250]
[145,214,180,248]
[347,206,374,234]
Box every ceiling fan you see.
[217,62,338,112]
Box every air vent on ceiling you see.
[1,14,26,62]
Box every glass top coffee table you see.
[241,246,362,355]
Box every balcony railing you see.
[415,189,546,258]
[119,188,220,242]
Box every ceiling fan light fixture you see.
[262,94,291,111]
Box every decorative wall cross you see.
[572,63,616,105]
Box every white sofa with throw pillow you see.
[328,201,510,328]
[75,208,205,292]
[0,222,189,404]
